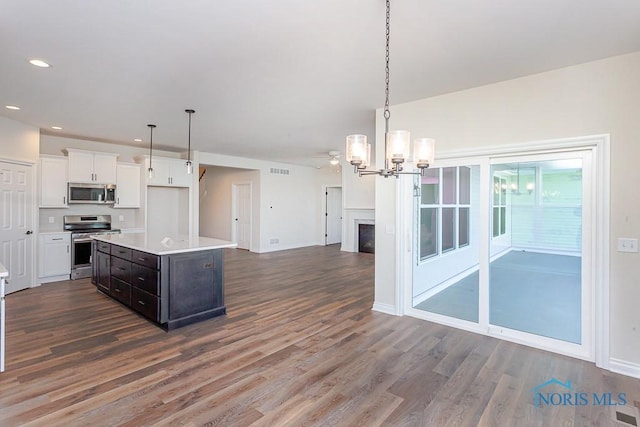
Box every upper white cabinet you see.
[114,163,141,208]
[67,149,117,184]
[144,156,192,188]
[40,155,68,208]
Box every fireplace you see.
[358,224,375,253]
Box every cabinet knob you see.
[25,230,33,235]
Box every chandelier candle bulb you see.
[413,138,435,168]
[346,134,368,165]
[386,130,411,164]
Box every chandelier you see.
[345,0,435,178]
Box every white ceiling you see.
[2,0,640,167]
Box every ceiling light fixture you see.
[134,138,142,142]
[5,105,20,110]
[51,126,62,130]
[147,124,156,179]
[345,0,435,178]
[28,59,51,68]
[185,109,195,175]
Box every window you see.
[419,166,471,260]
[492,175,507,238]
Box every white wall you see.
[40,135,181,162]
[375,51,640,366]
[0,117,39,163]
[198,151,321,253]
[199,166,258,243]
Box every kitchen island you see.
[91,233,236,330]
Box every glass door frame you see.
[399,135,609,366]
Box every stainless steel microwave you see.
[68,183,116,204]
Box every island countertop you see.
[91,233,237,255]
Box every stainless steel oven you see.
[64,215,120,279]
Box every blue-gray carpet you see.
[414,251,581,343]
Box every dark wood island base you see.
[91,235,234,330]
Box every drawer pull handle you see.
[117,267,126,271]
[137,258,146,262]
[138,300,145,305]
[51,238,63,241]
[137,277,145,281]
[114,289,121,293]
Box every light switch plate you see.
[617,238,638,253]
[48,216,54,223]
[118,215,124,222]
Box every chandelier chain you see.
[384,0,391,129]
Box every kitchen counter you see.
[91,233,236,255]
[91,233,235,330]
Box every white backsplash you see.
[39,204,142,232]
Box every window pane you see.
[420,208,438,259]
[500,206,506,235]
[421,168,439,204]
[493,176,500,205]
[442,207,455,252]
[493,207,500,238]
[459,207,469,247]
[459,166,471,204]
[443,167,457,204]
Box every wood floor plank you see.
[0,245,637,426]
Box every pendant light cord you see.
[383,0,391,171]
[384,0,391,133]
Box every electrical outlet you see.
[269,238,279,244]
[48,216,54,223]
[617,238,638,253]
[119,215,124,222]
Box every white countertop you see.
[39,230,71,235]
[92,233,237,255]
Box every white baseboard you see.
[255,242,319,253]
[372,302,398,316]
[39,275,70,284]
[609,358,640,379]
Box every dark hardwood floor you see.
[1,245,638,426]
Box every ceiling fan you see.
[327,150,341,165]
[312,150,342,165]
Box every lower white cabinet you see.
[39,233,71,283]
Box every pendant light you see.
[185,109,195,174]
[345,0,435,178]
[147,124,156,179]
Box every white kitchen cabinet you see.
[38,232,71,283]
[114,163,141,208]
[145,157,192,188]
[67,149,117,184]
[40,155,68,208]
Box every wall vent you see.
[270,168,290,175]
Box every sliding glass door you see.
[410,148,593,359]
[489,156,585,345]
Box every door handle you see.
[25,230,33,235]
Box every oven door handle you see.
[73,238,94,243]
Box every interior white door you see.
[0,161,34,294]
[326,187,342,245]
[234,183,251,250]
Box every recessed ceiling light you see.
[51,126,62,130]
[134,138,142,142]
[29,59,51,68]
[5,105,20,110]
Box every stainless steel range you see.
[64,215,121,280]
